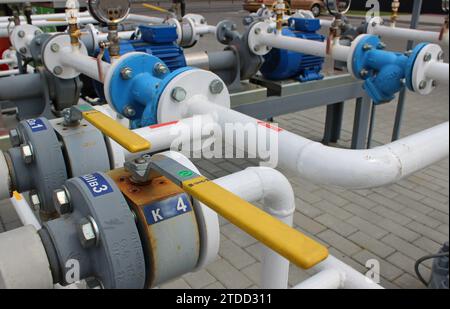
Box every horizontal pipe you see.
[186,100,449,189]
[292,269,343,289]
[370,24,449,47]
[0,69,19,77]
[426,62,449,84]
[0,58,14,65]
[0,11,92,23]
[256,32,350,62]
[60,51,110,82]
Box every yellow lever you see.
[77,105,151,153]
[182,176,329,269]
[142,3,171,14]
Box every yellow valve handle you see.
[182,176,329,269]
[77,105,151,153]
[142,3,171,14]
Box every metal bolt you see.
[423,53,432,62]
[267,27,274,34]
[438,51,445,61]
[419,80,427,90]
[120,67,133,80]
[432,80,438,88]
[135,157,147,164]
[21,144,33,164]
[209,79,224,94]
[18,30,25,38]
[123,105,136,118]
[377,42,386,50]
[363,44,373,51]
[34,30,42,36]
[53,66,63,75]
[29,192,41,211]
[19,47,27,54]
[9,129,22,147]
[254,46,260,52]
[171,87,187,102]
[359,69,369,78]
[50,43,60,53]
[254,27,261,35]
[154,62,168,75]
[404,50,413,57]
[78,217,99,248]
[53,187,71,215]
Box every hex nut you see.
[9,129,22,147]
[171,87,187,102]
[209,79,224,94]
[29,192,41,211]
[78,217,99,248]
[54,188,71,215]
[21,144,33,164]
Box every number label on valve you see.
[143,194,192,225]
[80,173,114,197]
[26,119,47,133]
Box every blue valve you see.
[107,53,192,128]
[351,35,429,104]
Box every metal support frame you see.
[233,74,373,149]
[323,102,344,145]
[392,0,423,141]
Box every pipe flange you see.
[216,20,236,45]
[346,34,374,79]
[247,21,273,56]
[366,16,384,34]
[409,43,444,95]
[166,18,183,45]
[157,69,231,123]
[43,173,146,288]
[15,118,68,215]
[42,34,88,80]
[10,24,43,58]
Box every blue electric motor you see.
[260,17,325,82]
[103,24,187,71]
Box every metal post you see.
[352,95,372,149]
[392,0,423,141]
[323,102,344,145]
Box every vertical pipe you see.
[392,0,423,141]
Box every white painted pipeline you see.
[60,52,110,82]
[319,19,333,28]
[0,69,19,77]
[255,32,350,62]
[0,17,98,29]
[0,11,92,23]
[0,58,14,66]
[213,167,295,289]
[369,24,449,47]
[195,25,217,36]
[123,115,217,161]
[292,269,343,289]
[185,101,450,189]
[97,31,135,42]
[10,192,41,231]
[310,255,382,289]
[126,14,164,25]
[426,62,449,84]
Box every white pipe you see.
[0,17,98,29]
[319,19,333,28]
[97,31,135,42]
[0,11,92,23]
[214,167,295,289]
[0,69,19,77]
[126,14,165,25]
[256,31,350,62]
[292,269,343,289]
[426,62,449,84]
[369,24,449,47]
[195,25,217,36]
[10,192,41,231]
[311,255,383,289]
[123,115,217,161]
[0,151,11,200]
[60,51,110,82]
[185,100,449,189]
[0,58,14,65]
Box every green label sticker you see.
[178,170,194,178]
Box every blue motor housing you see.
[260,17,325,82]
[103,24,187,71]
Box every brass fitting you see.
[390,0,400,27]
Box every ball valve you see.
[37,153,328,288]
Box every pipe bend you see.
[246,167,295,218]
[296,122,449,189]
